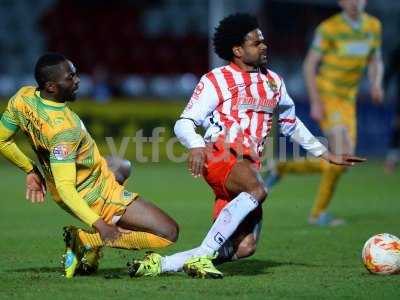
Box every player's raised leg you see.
[197,157,266,255]
[129,158,266,278]
[182,158,265,278]
[214,206,262,264]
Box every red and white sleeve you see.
[278,79,327,157]
[174,75,219,149]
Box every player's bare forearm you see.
[303,50,321,105]
[368,51,384,87]
[368,51,384,103]
[303,50,325,121]
[320,151,367,166]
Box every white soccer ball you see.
[362,233,400,275]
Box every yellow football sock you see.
[310,163,346,218]
[278,160,323,175]
[77,229,173,250]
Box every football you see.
[362,233,400,275]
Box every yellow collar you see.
[35,90,66,108]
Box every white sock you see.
[161,247,203,272]
[160,192,258,273]
[199,192,258,255]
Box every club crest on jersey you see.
[53,144,70,160]
[266,78,278,93]
[123,190,133,200]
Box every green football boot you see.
[128,252,162,277]
[62,226,102,277]
[78,246,101,275]
[62,226,81,279]
[183,255,223,279]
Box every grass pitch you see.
[0,160,399,300]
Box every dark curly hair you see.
[213,13,259,61]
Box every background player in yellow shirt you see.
[265,0,384,226]
[0,53,179,278]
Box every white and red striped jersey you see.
[174,62,326,158]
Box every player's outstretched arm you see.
[282,117,366,167]
[320,152,367,166]
[278,80,366,166]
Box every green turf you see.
[0,161,399,300]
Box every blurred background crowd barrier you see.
[0,0,399,158]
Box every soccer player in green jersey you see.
[0,53,179,278]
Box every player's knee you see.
[236,238,257,259]
[106,156,132,185]
[162,221,179,243]
[118,159,132,182]
[249,184,267,203]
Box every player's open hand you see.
[93,218,121,244]
[188,147,206,178]
[26,167,46,203]
[322,152,367,166]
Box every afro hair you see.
[213,13,259,61]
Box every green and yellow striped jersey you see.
[311,13,382,102]
[1,86,116,206]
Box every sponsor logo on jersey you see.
[233,96,278,113]
[342,41,370,56]
[53,144,70,160]
[191,81,205,100]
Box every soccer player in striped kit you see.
[129,13,365,279]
